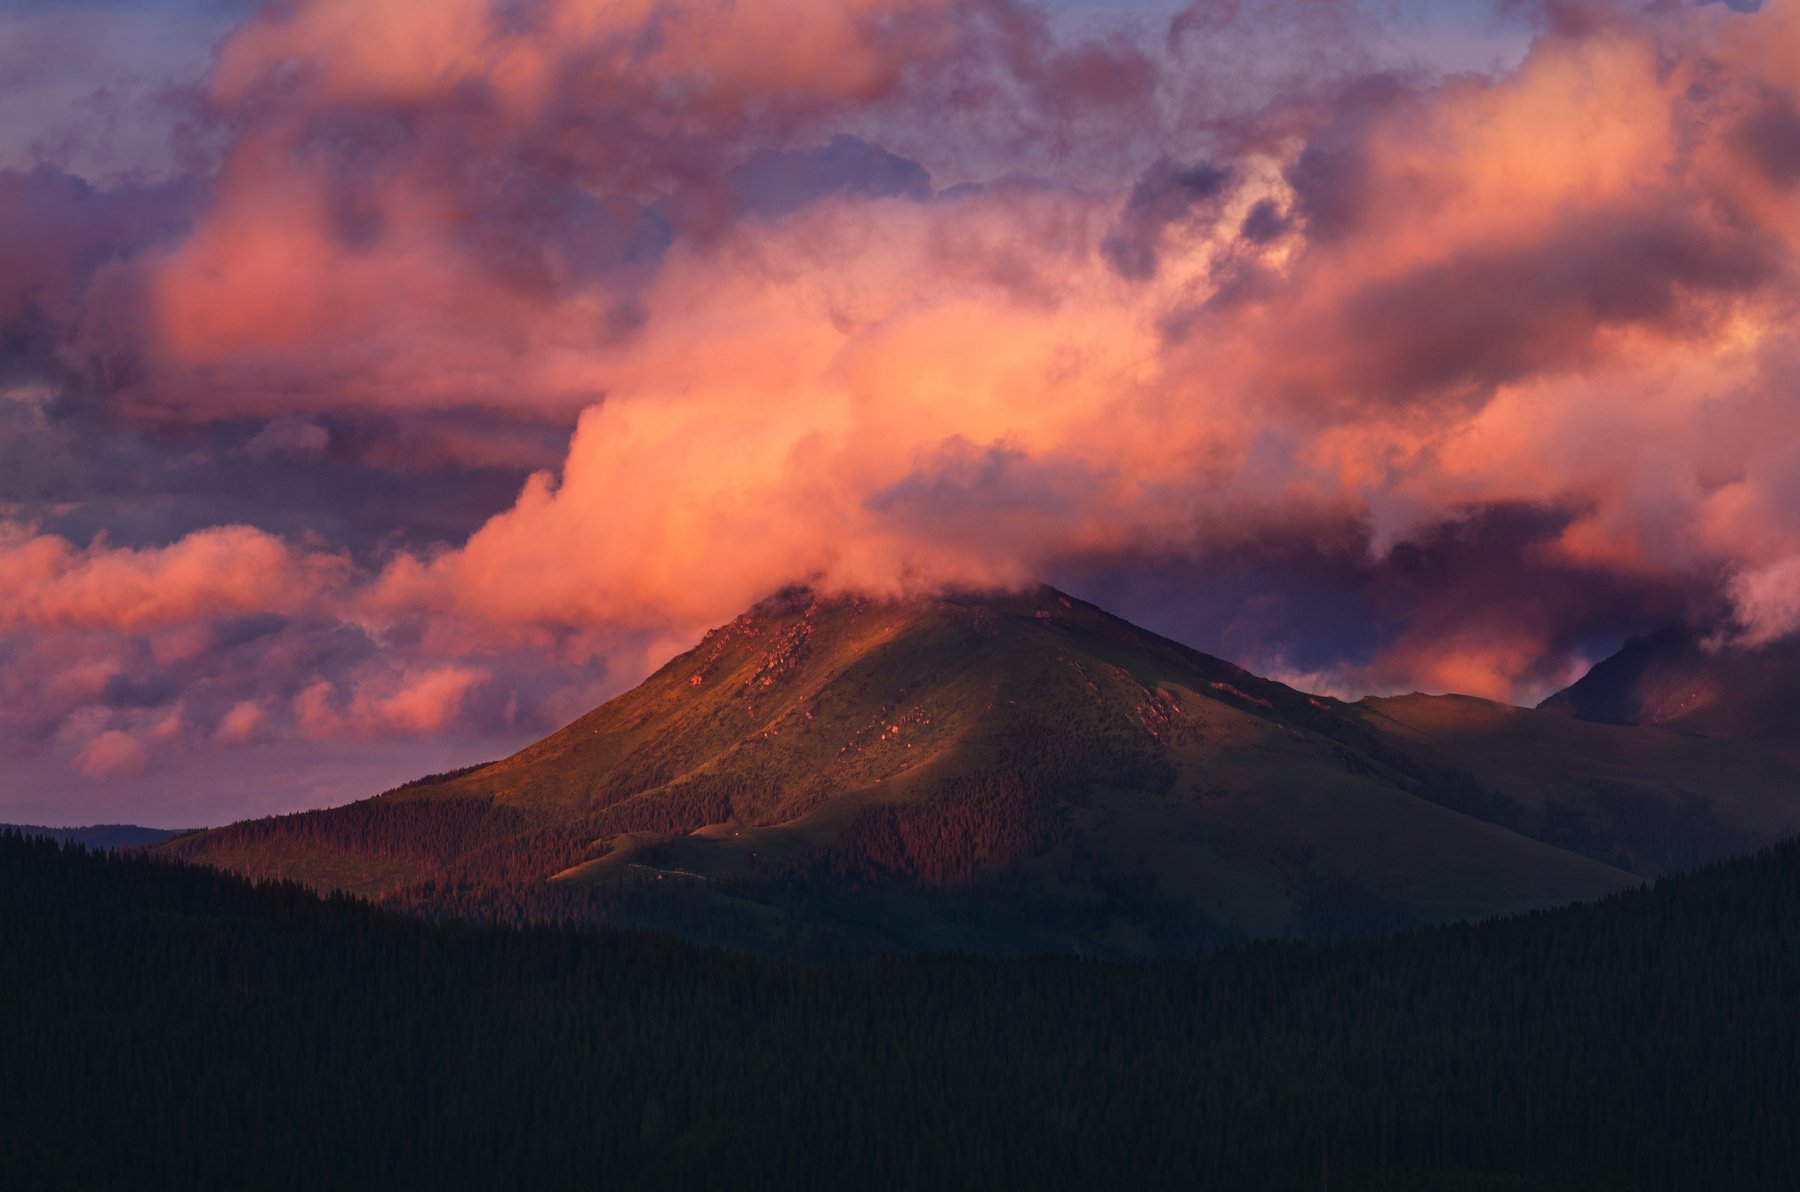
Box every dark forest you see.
[5,829,1796,1191]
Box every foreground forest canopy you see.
[5,830,1797,1191]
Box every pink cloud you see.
[213,699,266,745]
[292,664,490,740]
[74,729,149,780]
[350,1,1800,704]
[0,524,344,632]
[1728,556,1800,647]
[7,0,1800,822]
[66,0,1180,430]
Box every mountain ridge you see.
[2,823,188,850]
[1538,625,1800,757]
[160,584,1800,958]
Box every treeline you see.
[164,795,526,869]
[836,770,1068,885]
[5,828,1799,1190]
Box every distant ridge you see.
[1536,627,1703,725]
[1538,626,1800,750]
[4,823,188,850]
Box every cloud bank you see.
[2,0,1798,821]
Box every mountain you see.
[2,823,187,850]
[160,586,1800,958]
[1538,626,1800,757]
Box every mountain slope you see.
[1537,627,1800,757]
[1352,692,1797,874]
[161,587,1800,957]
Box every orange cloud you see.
[292,665,490,740]
[0,524,345,633]
[12,0,1800,786]
[74,729,150,780]
[338,0,1800,704]
[213,700,266,745]
[79,0,1173,432]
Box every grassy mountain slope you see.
[161,587,1799,957]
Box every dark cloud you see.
[1101,157,1231,279]
[1291,203,1777,412]
[99,672,180,709]
[1049,532,1392,682]
[1283,74,1411,243]
[1736,89,1800,188]
[1239,198,1289,245]
[0,166,195,325]
[0,367,556,562]
[729,136,931,219]
[1056,501,1707,700]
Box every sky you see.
[0,0,1792,827]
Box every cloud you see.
[0,523,342,631]
[357,0,1800,703]
[74,729,150,779]
[212,698,264,745]
[1100,156,1232,279]
[1728,556,1800,647]
[6,0,1800,822]
[0,526,626,818]
[730,136,932,219]
[63,0,1167,426]
[295,664,490,739]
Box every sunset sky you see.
[0,0,1792,826]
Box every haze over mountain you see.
[163,586,1800,958]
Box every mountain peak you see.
[1538,626,1800,744]
[732,581,1088,622]
[161,587,1800,959]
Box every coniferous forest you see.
[4,828,1797,1191]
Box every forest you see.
[4,828,1797,1190]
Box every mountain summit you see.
[1538,627,1800,756]
[163,586,1800,958]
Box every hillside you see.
[1353,692,1798,874]
[161,587,1800,957]
[10,828,1800,1189]
[1537,628,1800,759]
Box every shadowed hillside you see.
[1538,628,1800,759]
[161,587,1800,957]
